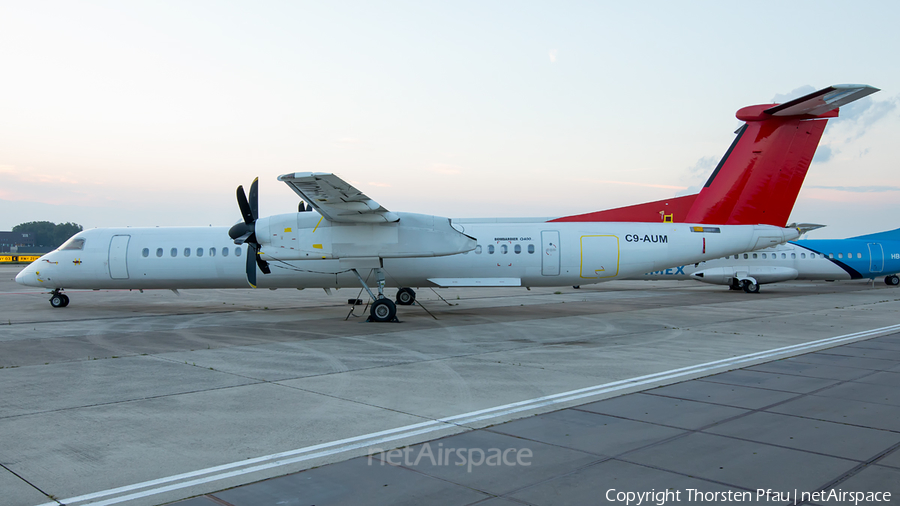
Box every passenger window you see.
[734,255,739,259]
[761,253,766,259]
[60,238,85,250]
[223,247,229,257]
[781,253,786,259]
[847,253,852,259]
[142,248,149,257]
[210,247,216,257]
[184,248,191,257]
[810,254,816,259]
[743,254,748,259]
[475,245,482,254]
[752,253,758,259]
[197,247,204,257]
[170,248,177,257]
[837,253,842,259]
[235,247,242,257]
[801,253,806,259]
[528,244,535,254]
[514,244,521,254]
[857,253,862,259]
[156,248,163,257]
[791,253,796,259]
[488,245,495,254]
[500,245,508,254]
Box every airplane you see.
[15,84,878,321]
[632,226,900,292]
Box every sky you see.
[1,1,899,239]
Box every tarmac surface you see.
[1,264,899,505]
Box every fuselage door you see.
[109,235,131,279]
[868,242,884,273]
[541,230,560,276]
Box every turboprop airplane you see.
[633,226,900,292]
[15,84,878,321]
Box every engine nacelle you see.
[254,211,476,261]
[690,266,799,286]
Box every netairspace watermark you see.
[367,443,532,473]
[605,488,892,505]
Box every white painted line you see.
[35,323,900,506]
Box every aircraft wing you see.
[278,172,400,223]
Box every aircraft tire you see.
[396,287,416,305]
[50,294,66,308]
[741,280,760,294]
[885,275,900,286]
[60,294,70,307]
[370,299,397,322]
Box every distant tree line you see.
[12,221,83,248]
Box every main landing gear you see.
[351,268,399,322]
[49,289,70,308]
[741,279,760,293]
[396,287,417,306]
[885,275,900,286]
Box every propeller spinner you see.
[228,177,271,287]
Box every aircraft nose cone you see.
[15,265,31,285]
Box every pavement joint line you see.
[33,322,900,506]
[0,462,56,504]
[798,439,900,506]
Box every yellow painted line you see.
[579,235,620,279]
[312,217,323,233]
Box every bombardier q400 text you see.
[16,84,878,321]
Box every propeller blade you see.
[249,177,259,221]
[256,253,271,274]
[236,185,254,225]
[246,244,258,288]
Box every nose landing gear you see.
[49,289,70,308]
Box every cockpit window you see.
[60,238,85,250]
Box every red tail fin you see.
[552,84,878,226]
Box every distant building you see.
[0,231,36,253]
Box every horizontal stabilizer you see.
[278,172,399,223]
[764,84,879,117]
[787,223,827,235]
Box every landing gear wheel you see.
[396,287,416,306]
[60,294,70,307]
[741,280,760,293]
[50,294,66,308]
[370,298,397,322]
[885,275,900,286]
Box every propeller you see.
[228,177,271,287]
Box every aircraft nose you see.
[15,263,37,286]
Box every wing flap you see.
[278,172,399,223]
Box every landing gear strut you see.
[351,268,399,323]
[49,289,70,308]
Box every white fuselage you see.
[16,212,799,291]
